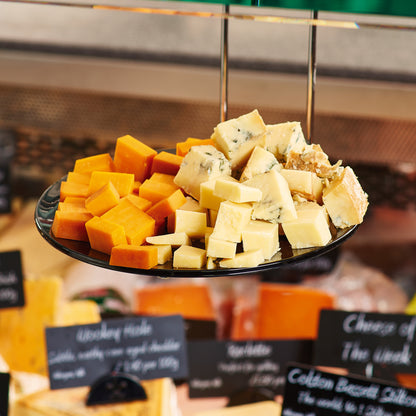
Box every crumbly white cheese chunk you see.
[242,220,280,260]
[323,166,369,228]
[211,109,267,170]
[280,168,323,203]
[173,245,207,268]
[260,121,306,161]
[219,249,264,268]
[282,202,332,249]
[243,169,297,223]
[174,145,231,200]
[214,176,262,203]
[239,146,281,182]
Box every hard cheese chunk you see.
[239,146,280,181]
[242,220,280,260]
[261,121,306,161]
[173,245,207,268]
[211,201,253,243]
[282,202,331,249]
[200,179,227,211]
[214,176,262,203]
[206,236,237,259]
[146,232,191,246]
[174,209,207,239]
[219,249,264,268]
[243,168,297,223]
[280,168,323,202]
[211,109,267,170]
[323,166,368,228]
[174,145,231,200]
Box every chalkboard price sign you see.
[188,339,313,398]
[0,372,10,416]
[0,250,25,309]
[283,363,416,416]
[314,310,416,380]
[46,315,188,390]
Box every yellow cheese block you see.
[195,400,281,416]
[57,300,101,327]
[12,378,177,416]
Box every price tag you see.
[283,363,416,416]
[314,310,416,380]
[0,250,25,309]
[187,339,313,398]
[45,315,188,390]
[0,372,10,416]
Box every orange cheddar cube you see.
[51,210,92,241]
[85,181,120,216]
[85,216,127,255]
[138,179,179,204]
[59,181,89,202]
[132,181,142,195]
[57,201,88,213]
[73,153,115,174]
[114,135,157,182]
[150,151,184,176]
[122,194,152,212]
[109,244,158,270]
[62,196,86,205]
[88,171,134,197]
[145,189,187,223]
[66,171,91,185]
[176,138,215,157]
[101,201,155,246]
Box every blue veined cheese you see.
[214,176,262,203]
[260,121,306,161]
[323,166,369,228]
[239,146,281,182]
[282,202,332,249]
[219,249,264,268]
[174,145,231,200]
[242,220,280,260]
[210,200,253,243]
[243,169,297,223]
[280,168,324,203]
[210,109,267,170]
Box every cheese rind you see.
[211,109,267,169]
[242,220,280,260]
[174,145,231,200]
[243,168,297,223]
[323,166,369,228]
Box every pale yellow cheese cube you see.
[214,177,262,203]
[211,109,267,169]
[204,226,214,247]
[173,245,207,268]
[174,209,207,239]
[206,236,237,259]
[200,180,227,211]
[146,232,191,247]
[154,245,172,264]
[219,249,264,268]
[243,168,297,223]
[323,166,368,228]
[280,168,323,202]
[211,201,253,243]
[239,145,281,181]
[242,220,280,260]
[167,196,206,233]
[261,121,306,160]
[208,209,218,227]
[206,257,217,269]
[282,203,332,248]
[174,145,231,200]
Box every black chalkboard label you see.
[187,339,314,398]
[0,164,11,214]
[0,372,10,416]
[45,315,188,390]
[0,250,25,309]
[314,310,416,380]
[283,363,416,416]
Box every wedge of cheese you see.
[239,145,280,181]
[280,168,323,203]
[242,220,280,260]
[219,249,264,268]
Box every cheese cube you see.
[167,196,206,232]
[323,166,368,228]
[261,121,306,160]
[146,232,191,246]
[206,257,217,269]
[214,177,262,203]
[239,146,281,181]
[282,203,332,248]
[243,169,297,223]
[154,245,172,264]
[200,179,227,211]
[211,201,253,243]
[219,249,264,268]
[209,209,218,227]
[174,145,231,200]
[280,168,323,202]
[174,209,207,239]
[173,245,207,268]
[207,236,237,259]
[242,220,280,260]
[211,109,267,169]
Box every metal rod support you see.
[220,4,229,122]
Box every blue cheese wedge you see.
[261,121,306,161]
[174,145,231,200]
[282,202,332,249]
[239,146,281,181]
[323,166,369,228]
[243,169,297,223]
[280,168,323,203]
[211,109,267,170]
[242,220,280,260]
[219,249,264,268]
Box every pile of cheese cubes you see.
[52,109,368,270]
